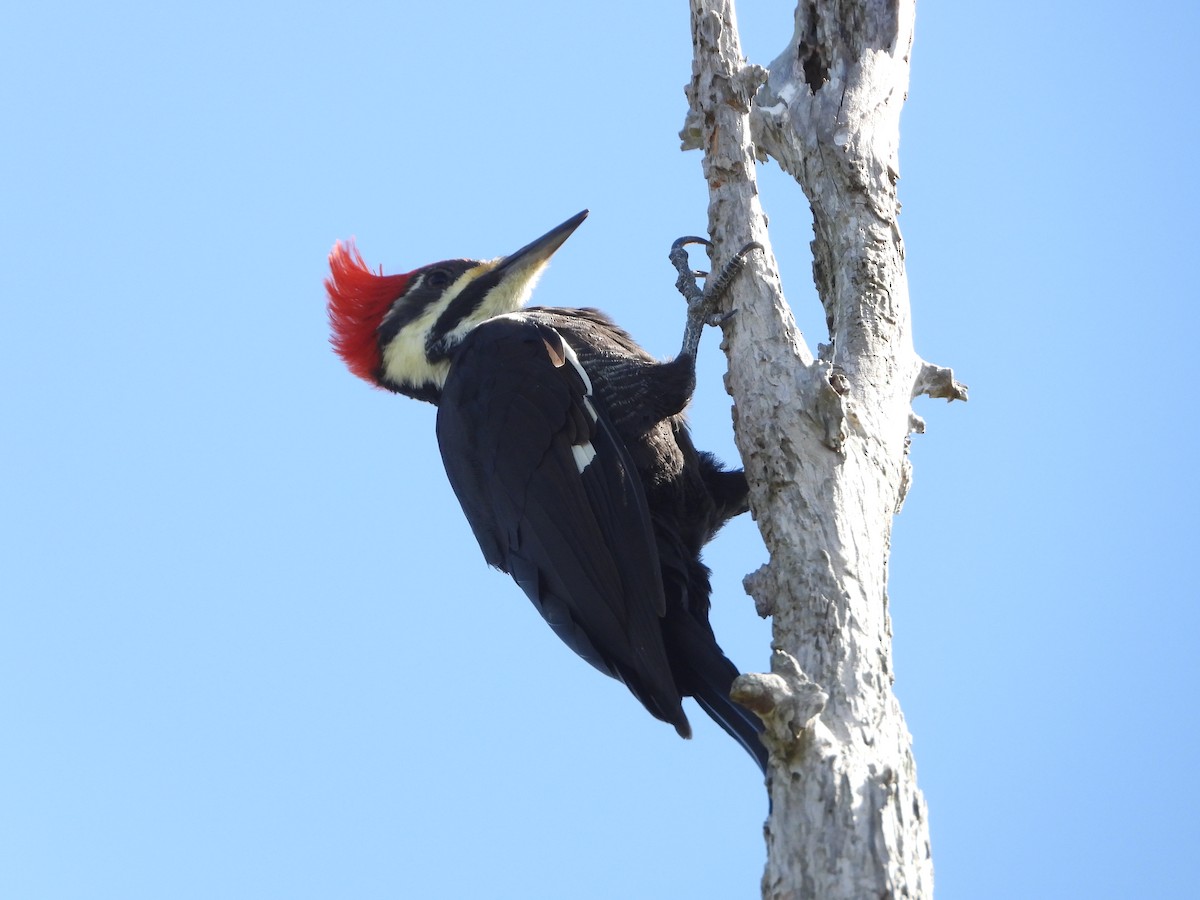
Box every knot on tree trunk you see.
[732,649,828,761]
[913,361,969,402]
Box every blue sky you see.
[3,2,1197,898]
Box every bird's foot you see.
[669,237,762,359]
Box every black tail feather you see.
[663,608,767,774]
[689,659,768,775]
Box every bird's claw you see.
[671,238,761,304]
[706,308,737,328]
[670,235,713,254]
[670,236,761,358]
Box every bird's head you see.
[326,209,588,401]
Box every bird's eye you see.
[426,268,451,289]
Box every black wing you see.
[435,315,690,736]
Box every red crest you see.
[325,240,411,384]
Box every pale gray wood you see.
[683,2,965,897]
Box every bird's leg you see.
[669,237,763,360]
[621,238,762,427]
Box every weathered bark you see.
[682,1,965,897]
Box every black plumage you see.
[437,309,765,771]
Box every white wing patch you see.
[494,318,600,475]
[558,334,598,474]
[558,338,595,398]
[571,442,598,472]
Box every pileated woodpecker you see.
[326,210,765,771]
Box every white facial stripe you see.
[379,258,556,393]
[381,299,451,391]
[379,262,494,391]
[443,258,549,346]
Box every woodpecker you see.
[326,210,766,772]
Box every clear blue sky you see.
[3,2,1196,898]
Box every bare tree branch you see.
[684,1,962,896]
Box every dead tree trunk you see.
[681,2,966,897]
